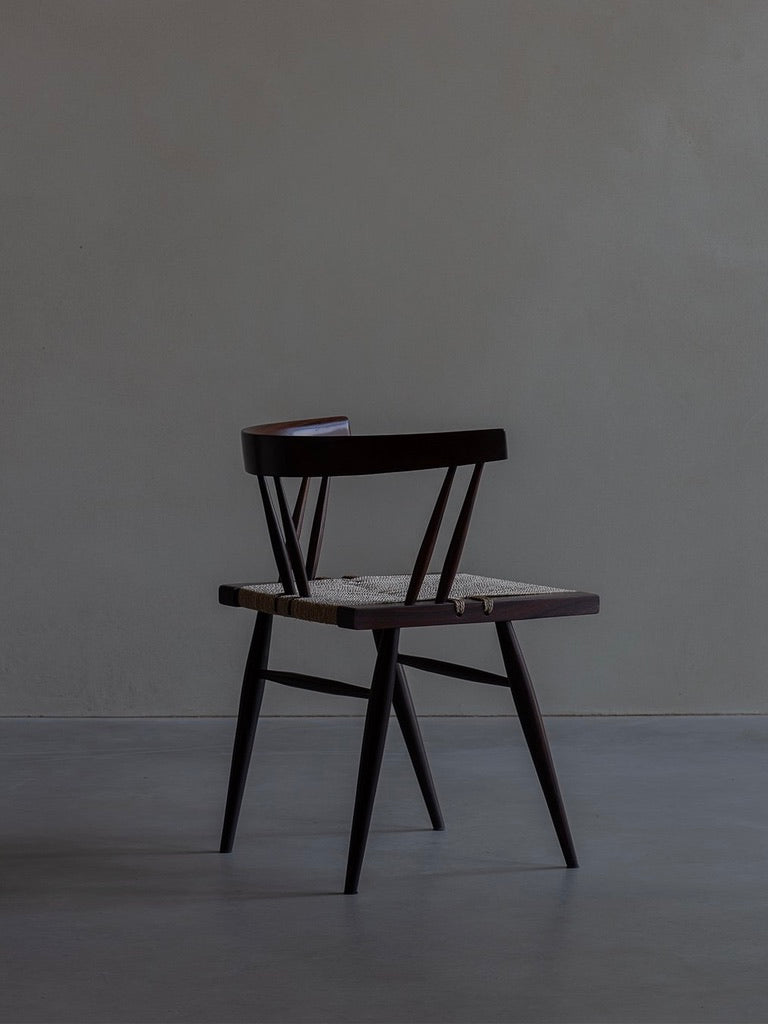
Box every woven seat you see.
[217,416,599,893]
[224,572,575,626]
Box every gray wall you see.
[3,0,768,716]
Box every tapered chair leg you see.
[373,632,444,830]
[495,620,578,868]
[219,613,273,853]
[393,668,445,831]
[344,628,400,894]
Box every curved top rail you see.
[241,426,507,477]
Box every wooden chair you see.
[219,417,599,893]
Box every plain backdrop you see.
[3,0,768,715]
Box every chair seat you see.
[220,572,599,630]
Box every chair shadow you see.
[0,823,565,903]
[0,835,351,900]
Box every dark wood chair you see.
[219,416,599,893]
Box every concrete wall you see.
[3,0,768,715]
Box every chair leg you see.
[219,612,273,853]
[495,620,578,868]
[373,632,444,831]
[344,628,400,894]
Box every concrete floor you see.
[1,716,767,1023]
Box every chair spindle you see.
[404,466,456,605]
[435,462,484,603]
[292,477,310,535]
[305,476,329,580]
[273,477,311,597]
[257,476,295,594]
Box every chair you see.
[219,416,599,893]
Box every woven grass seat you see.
[223,572,580,627]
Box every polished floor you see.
[1,715,767,1023]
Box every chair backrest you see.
[241,417,507,604]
